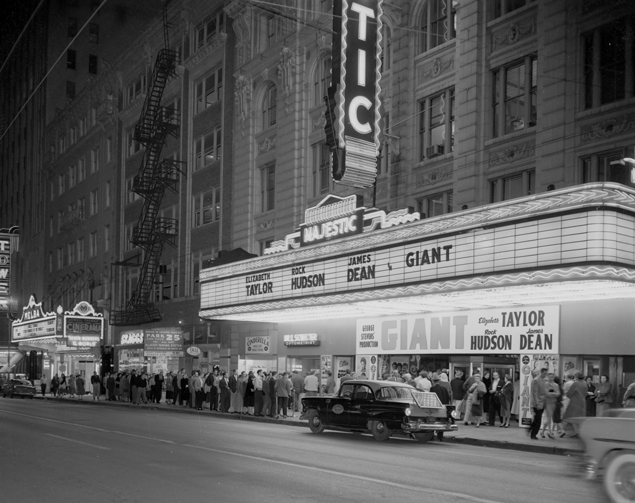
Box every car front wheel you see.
[370,420,391,441]
[307,410,325,434]
[603,452,635,503]
[412,432,435,443]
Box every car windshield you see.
[375,386,413,400]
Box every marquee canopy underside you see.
[199,266,635,323]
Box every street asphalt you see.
[0,395,602,503]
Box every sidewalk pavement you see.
[31,393,583,457]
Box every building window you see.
[195,68,223,113]
[191,251,215,295]
[583,20,634,109]
[106,137,112,163]
[196,10,225,49]
[68,17,78,37]
[78,157,86,181]
[69,165,77,188]
[194,127,222,171]
[90,189,99,216]
[495,0,534,19]
[66,81,76,99]
[127,129,142,157]
[78,198,85,219]
[192,187,221,227]
[124,224,136,252]
[77,238,84,261]
[419,0,456,54]
[419,88,455,160]
[493,56,537,137]
[260,163,275,212]
[49,252,53,273]
[57,248,63,270]
[127,74,147,105]
[417,191,453,218]
[104,225,110,252]
[79,116,86,136]
[126,177,141,204]
[68,242,75,265]
[67,50,77,69]
[89,231,98,257]
[88,54,98,74]
[581,150,635,187]
[104,180,111,207]
[490,170,535,203]
[314,55,332,107]
[262,85,277,130]
[311,142,331,197]
[91,147,100,173]
[58,174,65,195]
[69,126,77,145]
[89,23,99,43]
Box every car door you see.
[324,382,356,427]
[348,384,375,429]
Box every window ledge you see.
[413,151,454,169]
[485,126,536,147]
[487,2,536,28]
[576,97,635,120]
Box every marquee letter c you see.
[349,96,372,135]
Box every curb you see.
[31,395,583,456]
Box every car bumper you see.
[401,420,458,432]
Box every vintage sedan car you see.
[1,378,37,399]
[301,379,458,442]
[579,407,635,503]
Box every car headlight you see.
[405,407,412,416]
[451,410,459,419]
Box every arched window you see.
[262,84,277,130]
[419,0,456,54]
[314,55,332,107]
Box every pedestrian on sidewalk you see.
[304,370,319,397]
[467,374,487,427]
[551,375,565,437]
[254,369,264,416]
[276,372,292,418]
[500,374,513,428]
[51,374,59,397]
[219,371,230,412]
[430,373,451,441]
[40,374,48,396]
[451,370,465,419]
[237,371,246,414]
[76,374,85,400]
[121,371,130,403]
[262,372,271,416]
[594,375,613,416]
[268,371,277,418]
[244,371,255,415]
[130,370,138,404]
[154,371,164,404]
[194,371,205,410]
[107,373,116,401]
[180,372,190,407]
[463,369,480,425]
[90,371,100,400]
[562,371,587,437]
[291,370,304,410]
[529,368,548,439]
[540,372,560,438]
[68,374,76,398]
[59,373,67,397]
[228,369,238,412]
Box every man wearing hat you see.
[430,373,451,441]
[562,371,588,437]
[529,368,548,439]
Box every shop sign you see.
[518,354,560,428]
[355,306,560,355]
[283,333,320,346]
[246,336,270,354]
[335,357,352,379]
[329,0,384,188]
[0,235,11,307]
[65,335,101,348]
[144,329,183,357]
[12,295,58,342]
[120,331,144,345]
[355,355,378,380]
[187,346,201,356]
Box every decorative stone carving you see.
[257,220,274,232]
[417,55,454,86]
[493,21,535,51]
[259,136,276,153]
[261,67,270,81]
[415,166,453,187]
[313,112,327,132]
[581,114,635,142]
[226,0,252,65]
[316,33,330,51]
[489,142,535,166]
[277,46,296,98]
[235,74,253,137]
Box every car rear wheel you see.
[604,452,635,503]
[370,420,392,441]
[307,410,325,434]
[412,432,435,443]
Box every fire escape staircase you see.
[111,40,185,325]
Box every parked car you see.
[579,407,635,503]
[301,379,458,442]
[1,378,36,399]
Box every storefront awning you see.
[199,183,635,323]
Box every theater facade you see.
[199,183,635,424]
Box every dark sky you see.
[0,0,39,64]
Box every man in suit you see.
[529,368,548,439]
[228,369,238,412]
[487,371,504,426]
[219,371,231,412]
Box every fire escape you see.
[111,5,184,325]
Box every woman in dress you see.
[76,373,85,399]
[551,375,565,437]
[540,373,560,438]
[500,374,514,428]
[482,371,491,419]
[59,373,67,397]
[68,374,76,398]
[180,373,190,407]
[594,375,613,416]
[585,376,596,416]
[236,372,246,414]
[468,375,487,427]
[244,371,255,415]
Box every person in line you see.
[529,368,548,440]
[482,371,492,420]
[467,374,487,427]
[268,371,277,418]
[76,373,85,400]
[562,371,587,437]
[403,373,416,387]
[90,371,100,401]
[340,370,353,383]
[68,374,76,398]
[594,374,613,416]
[585,376,596,416]
[244,371,255,415]
[218,371,230,413]
[276,372,292,418]
[551,375,565,437]
[291,370,304,411]
[114,373,122,401]
[304,370,319,397]
[450,370,465,420]
[59,373,67,397]
[228,369,238,413]
[430,373,451,441]
[40,374,48,396]
[253,369,264,416]
[262,371,271,416]
[212,368,221,411]
[622,377,635,408]
[165,371,173,404]
[237,372,247,414]
[194,371,204,410]
[154,371,164,404]
[324,370,335,395]
[540,372,560,438]
[500,374,514,428]
[107,372,116,401]
[487,371,503,426]
[130,370,139,404]
[138,372,149,404]
[462,369,480,425]
[511,370,521,422]
[171,371,180,405]
[415,370,432,392]
[121,372,130,403]
[51,374,59,397]
[180,371,190,407]
[188,371,197,408]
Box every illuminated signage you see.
[12,295,58,342]
[65,335,101,348]
[355,307,560,355]
[144,329,183,357]
[265,194,419,254]
[246,336,270,354]
[0,235,10,308]
[120,331,144,345]
[63,301,104,339]
[283,334,321,346]
[327,0,383,188]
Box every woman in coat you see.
[180,374,190,406]
[121,373,130,403]
[551,376,565,437]
[468,375,487,427]
[68,374,76,398]
[76,374,85,399]
[585,376,596,416]
[244,371,255,415]
[594,375,613,416]
[500,374,514,428]
[562,372,587,437]
[237,372,247,414]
